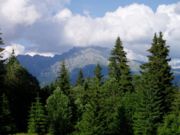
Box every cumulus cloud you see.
[56,3,180,58]
[0,0,40,26]
[25,51,54,57]
[2,44,54,58]
[1,43,25,59]
[125,48,147,62]
[170,59,180,69]
[0,1,180,61]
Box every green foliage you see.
[108,37,133,92]
[76,69,84,86]
[57,61,70,96]
[141,32,174,114]
[133,74,162,135]
[74,103,103,135]
[0,31,179,135]
[72,84,87,121]
[0,31,5,92]
[47,87,72,135]
[158,112,180,135]
[120,92,137,135]
[28,96,47,135]
[4,55,40,132]
[74,78,104,135]
[133,33,175,135]
[0,93,15,135]
[158,92,180,135]
[100,78,129,135]
[94,64,103,85]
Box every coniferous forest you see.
[0,32,179,135]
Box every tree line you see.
[0,32,179,135]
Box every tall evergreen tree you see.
[74,77,104,135]
[4,53,40,132]
[108,37,133,92]
[0,32,5,93]
[57,61,70,95]
[141,32,174,114]
[94,64,103,85]
[133,32,175,135]
[0,94,15,135]
[47,87,72,135]
[133,74,162,135]
[75,101,103,135]
[157,92,180,135]
[28,96,47,135]
[76,69,84,86]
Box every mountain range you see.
[17,46,180,86]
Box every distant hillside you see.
[17,46,180,86]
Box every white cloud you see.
[53,3,180,59]
[125,48,147,62]
[170,59,180,69]
[0,0,40,26]
[25,51,54,57]
[54,8,72,21]
[2,44,54,58]
[1,2,180,60]
[59,4,156,46]
[2,43,25,59]
[4,44,25,55]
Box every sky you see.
[0,0,180,62]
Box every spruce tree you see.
[57,61,70,96]
[0,94,15,135]
[0,32,5,93]
[75,102,103,135]
[76,69,84,86]
[94,64,103,85]
[74,77,104,135]
[28,96,47,135]
[5,53,40,132]
[141,32,174,114]
[100,78,123,135]
[149,32,174,114]
[47,87,72,135]
[157,92,180,135]
[108,37,133,92]
[72,84,86,120]
[133,74,162,135]
[133,32,175,135]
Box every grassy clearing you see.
[16,134,37,135]
[16,133,49,135]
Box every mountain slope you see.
[16,46,146,86]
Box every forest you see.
[0,32,179,135]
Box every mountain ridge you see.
[17,46,180,86]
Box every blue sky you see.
[68,0,180,17]
[0,0,180,62]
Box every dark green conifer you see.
[57,61,70,95]
[133,32,175,135]
[74,78,103,135]
[141,32,174,114]
[0,94,15,135]
[108,37,133,92]
[133,74,162,135]
[5,52,40,132]
[158,92,180,135]
[28,96,47,135]
[47,87,72,135]
[0,32,5,92]
[76,69,84,86]
[94,64,103,85]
